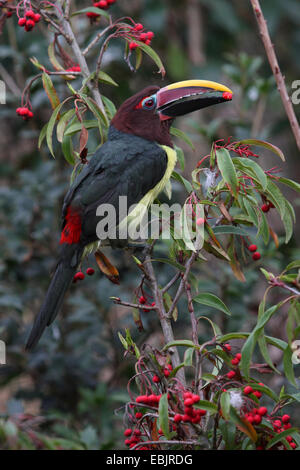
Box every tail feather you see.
[26,252,80,350]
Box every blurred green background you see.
[0,0,299,449]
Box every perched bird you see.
[26,79,232,349]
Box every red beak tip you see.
[223,91,233,100]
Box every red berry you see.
[261,203,270,213]
[166,364,173,370]
[152,375,160,383]
[268,201,275,209]
[184,398,194,407]
[133,429,141,436]
[6,11,13,18]
[136,395,147,403]
[25,10,35,19]
[174,414,182,423]
[286,436,293,443]
[147,31,154,40]
[231,357,240,366]
[258,406,267,416]
[18,17,26,27]
[124,428,132,437]
[248,244,257,252]
[253,391,262,399]
[198,409,206,416]
[226,370,236,379]
[235,353,242,360]
[282,414,290,423]
[139,33,148,42]
[124,439,131,446]
[74,271,85,281]
[129,42,138,50]
[224,343,231,352]
[183,392,193,399]
[252,252,261,261]
[139,296,146,304]
[192,394,200,403]
[134,23,143,31]
[253,414,262,424]
[182,414,191,422]
[107,0,116,3]
[290,442,297,449]
[135,412,143,419]
[247,415,254,423]
[25,19,35,31]
[243,386,253,395]
[34,13,41,23]
[86,268,95,275]
[86,12,99,18]
[98,0,108,8]
[164,369,170,378]
[273,420,282,428]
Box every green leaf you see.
[97,71,118,87]
[229,407,257,442]
[57,109,76,142]
[62,134,75,165]
[220,392,231,420]
[170,127,195,150]
[172,171,193,193]
[257,335,280,374]
[213,226,250,237]
[240,304,281,378]
[64,119,99,136]
[282,260,300,273]
[233,139,285,161]
[216,148,238,196]
[134,40,165,77]
[193,400,218,414]
[163,340,199,350]
[283,345,297,386]
[72,6,110,18]
[38,122,48,148]
[158,394,171,439]
[46,101,65,157]
[193,292,231,316]
[232,157,267,190]
[184,347,194,366]
[174,145,185,171]
[278,177,300,193]
[42,73,60,110]
[266,428,299,449]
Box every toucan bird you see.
[26,79,232,349]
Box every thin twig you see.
[143,252,186,387]
[54,1,108,124]
[250,0,300,151]
[162,272,181,294]
[112,299,156,310]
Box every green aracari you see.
[26,79,233,349]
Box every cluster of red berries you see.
[73,268,95,282]
[18,10,41,32]
[243,384,262,399]
[16,107,34,120]
[173,392,206,425]
[261,201,275,213]
[247,244,261,261]
[153,363,173,382]
[138,295,156,311]
[123,428,148,450]
[86,0,116,18]
[128,23,155,50]
[66,65,81,73]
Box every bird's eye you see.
[141,95,156,110]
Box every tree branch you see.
[250,0,300,151]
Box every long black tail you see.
[26,246,83,350]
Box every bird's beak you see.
[156,79,233,120]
